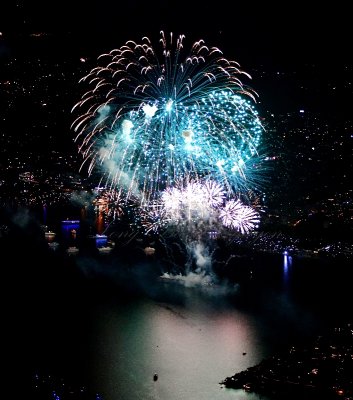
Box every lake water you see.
[5,238,351,400]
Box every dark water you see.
[4,235,352,400]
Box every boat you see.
[44,231,56,242]
[98,246,113,254]
[66,246,79,255]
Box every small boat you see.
[153,373,158,381]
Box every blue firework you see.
[72,31,265,205]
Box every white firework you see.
[201,180,226,207]
[219,199,260,234]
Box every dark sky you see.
[0,1,351,68]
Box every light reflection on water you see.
[92,282,271,400]
[23,247,351,400]
[283,252,292,287]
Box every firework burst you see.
[139,178,260,237]
[219,199,260,234]
[72,31,265,205]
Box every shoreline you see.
[221,322,353,400]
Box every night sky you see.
[1,1,351,67]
